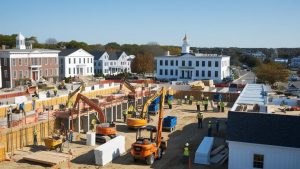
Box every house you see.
[0,33,59,88]
[274,58,288,64]
[91,51,133,75]
[58,48,94,79]
[290,56,300,68]
[155,35,231,82]
[227,84,300,169]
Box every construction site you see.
[0,78,242,169]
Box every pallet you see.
[23,151,72,165]
[210,148,228,164]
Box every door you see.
[32,71,37,80]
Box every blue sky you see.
[1,0,300,48]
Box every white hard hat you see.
[185,143,189,146]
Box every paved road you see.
[234,70,256,84]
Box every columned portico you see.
[179,68,194,80]
[30,65,41,81]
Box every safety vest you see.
[203,100,208,105]
[168,99,172,105]
[123,110,128,115]
[208,122,212,128]
[33,130,37,136]
[220,102,225,108]
[183,147,189,156]
[196,101,201,105]
[197,113,203,119]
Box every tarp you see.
[14,96,27,104]
[194,137,214,165]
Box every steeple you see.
[16,32,26,49]
[181,34,190,54]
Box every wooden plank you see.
[210,148,228,164]
[23,151,71,165]
[210,145,225,156]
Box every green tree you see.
[105,42,121,51]
[254,62,290,85]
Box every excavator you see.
[130,87,167,165]
[66,83,85,108]
[119,79,136,103]
[70,93,117,143]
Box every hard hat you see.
[185,143,189,146]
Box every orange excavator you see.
[71,93,117,143]
[130,87,167,165]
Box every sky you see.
[1,0,300,48]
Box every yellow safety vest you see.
[168,99,172,105]
[197,113,203,119]
[220,102,225,107]
[208,123,212,128]
[123,110,128,115]
[196,101,201,105]
[183,147,189,156]
[203,100,208,105]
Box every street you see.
[233,70,256,84]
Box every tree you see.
[131,52,154,74]
[254,62,290,85]
[105,42,121,51]
[45,38,58,44]
[65,40,88,49]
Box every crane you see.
[70,93,117,142]
[130,87,167,165]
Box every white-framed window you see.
[12,59,16,66]
[74,58,76,64]
[25,70,28,78]
[79,58,81,63]
[19,59,22,66]
[19,70,23,78]
[84,58,86,64]
[24,58,27,66]
[253,154,264,169]
[45,58,48,65]
[4,70,8,78]
[45,69,48,76]
[69,58,71,64]
[13,71,17,78]
[87,67,89,73]
[69,68,71,75]
[73,68,75,74]
[90,67,92,73]
[49,69,52,76]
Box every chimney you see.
[2,45,6,50]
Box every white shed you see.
[194,136,214,165]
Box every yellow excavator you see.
[126,87,166,128]
[66,83,85,108]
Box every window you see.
[165,69,168,75]
[176,60,178,66]
[196,70,199,77]
[91,67,92,73]
[19,59,22,66]
[208,61,211,67]
[84,58,86,64]
[69,68,71,74]
[19,71,23,78]
[215,61,219,67]
[25,70,28,78]
[69,58,71,64]
[49,69,52,76]
[175,70,178,75]
[12,59,16,66]
[202,70,205,77]
[188,61,192,66]
[253,154,264,168]
[87,58,89,63]
[4,70,8,78]
[24,58,27,66]
[45,69,48,76]
[160,60,163,66]
[73,68,75,74]
[74,58,76,64]
[182,60,185,66]
[13,71,16,78]
[202,61,205,67]
[170,69,173,75]
[208,71,211,77]
[171,60,174,66]
[79,58,81,63]
[45,58,48,65]
[165,60,168,66]
[196,61,199,66]
[87,67,89,73]
[215,71,218,77]
[91,58,93,63]
[4,58,7,66]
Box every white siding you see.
[228,141,300,169]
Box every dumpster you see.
[163,116,177,132]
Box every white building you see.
[155,35,231,82]
[58,48,94,79]
[91,51,133,75]
[290,56,300,68]
[228,84,300,169]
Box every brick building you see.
[0,33,60,88]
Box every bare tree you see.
[45,38,58,44]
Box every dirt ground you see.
[0,102,229,169]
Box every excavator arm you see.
[140,88,164,119]
[66,83,85,107]
[120,80,136,94]
[156,87,166,147]
[72,93,106,123]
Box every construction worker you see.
[183,143,190,163]
[53,87,58,96]
[197,112,203,129]
[189,96,194,105]
[184,95,188,104]
[33,129,38,146]
[122,110,128,123]
[32,96,37,111]
[203,97,209,112]
[91,119,97,132]
[208,121,212,137]
[220,101,225,112]
[69,129,73,143]
[217,102,221,112]
[168,99,172,109]
[196,100,201,112]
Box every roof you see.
[90,51,126,60]
[59,48,79,56]
[0,49,60,53]
[155,53,230,58]
[227,111,300,148]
